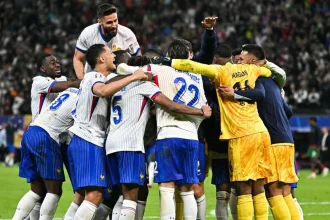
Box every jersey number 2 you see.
[173,77,199,107]
[112,95,122,125]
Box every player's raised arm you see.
[263,61,286,88]
[49,79,82,93]
[171,59,218,80]
[153,93,211,118]
[73,49,86,80]
[92,69,149,97]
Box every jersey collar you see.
[99,25,112,42]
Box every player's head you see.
[143,48,163,59]
[167,39,189,59]
[231,48,242,64]
[97,3,118,38]
[322,126,328,134]
[37,54,61,78]
[127,56,151,66]
[86,44,116,73]
[238,44,265,64]
[113,50,131,66]
[309,117,317,127]
[214,44,232,65]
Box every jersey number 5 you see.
[112,95,123,125]
[173,77,199,107]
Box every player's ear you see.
[97,18,102,25]
[40,66,46,73]
[99,55,105,64]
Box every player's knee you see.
[193,183,204,198]
[74,190,85,206]
[178,184,193,192]
[138,185,149,201]
[31,179,47,198]
[84,187,103,205]
[236,181,252,196]
[217,183,231,193]
[122,183,139,201]
[282,184,291,197]
[265,181,283,198]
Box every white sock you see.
[74,200,97,220]
[180,190,197,220]
[12,190,41,220]
[39,193,60,220]
[63,202,79,220]
[134,200,146,220]
[119,200,137,220]
[29,202,41,220]
[8,157,14,166]
[196,195,206,220]
[112,195,123,220]
[159,187,175,220]
[229,189,237,220]
[293,198,304,220]
[216,191,230,220]
[5,155,10,164]
[93,203,112,220]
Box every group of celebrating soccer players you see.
[12,3,304,220]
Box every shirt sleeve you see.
[258,66,272,77]
[139,82,161,100]
[171,59,218,80]
[75,28,89,54]
[34,77,57,94]
[263,61,286,88]
[234,78,265,101]
[91,77,105,97]
[126,30,140,56]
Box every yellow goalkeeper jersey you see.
[172,60,271,140]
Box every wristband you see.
[206,27,214,30]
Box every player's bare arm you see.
[153,93,211,118]
[73,49,86,80]
[49,79,82,93]
[92,69,149,97]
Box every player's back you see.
[149,64,207,140]
[31,75,67,122]
[106,81,160,154]
[69,71,108,147]
[31,88,79,144]
[215,63,268,139]
[256,78,294,144]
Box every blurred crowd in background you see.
[0,0,330,115]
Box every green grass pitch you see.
[0,166,329,219]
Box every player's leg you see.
[211,156,231,220]
[6,143,15,166]
[228,187,238,220]
[175,187,184,220]
[70,135,108,220]
[63,190,84,220]
[283,184,300,220]
[291,188,304,220]
[40,180,63,220]
[13,127,47,220]
[265,181,290,220]
[92,188,115,220]
[307,146,318,178]
[135,185,148,220]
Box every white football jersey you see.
[31,88,79,144]
[76,23,140,73]
[69,71,109,147]
[143,64,207,140]
[31,75,68,122]
[105,81,161,154]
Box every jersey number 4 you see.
[173,77,199,107]
[112,95,122,125]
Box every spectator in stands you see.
[308,87,321,107]
[307,117,322,179]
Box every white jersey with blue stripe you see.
[69,71,109,147]
[143,64,207,140]
[105,81,161,154]
[31,88,79,144]
[31,75,67,122]
[76,23,140,73]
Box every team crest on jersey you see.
[100,174,105,180]
[107,188,112,194]
[112,45,121,52]
[140,173,144,179]
[57,169,62,174]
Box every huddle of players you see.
[11,3,305,220]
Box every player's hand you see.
[201,17,218,29]
[218,85,235,101]
[147,183,152,188]
[133,69,153,81]
[201,105,212,118]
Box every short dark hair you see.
[113,50,131,66]
[97,3,117,19]
[167,39,189,59]
[143,48,163,59]
[86,44,106,69]
[37,54,52,72]
[215,44,232,58]
[241,44,265,60]
[309,117,317,123]
[231,48,242,56]
[127,56,151,66]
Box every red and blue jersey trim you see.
[75,46,87,54]
[38,93,46,113]
[89,96,99,120]
[47,81,57,93]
